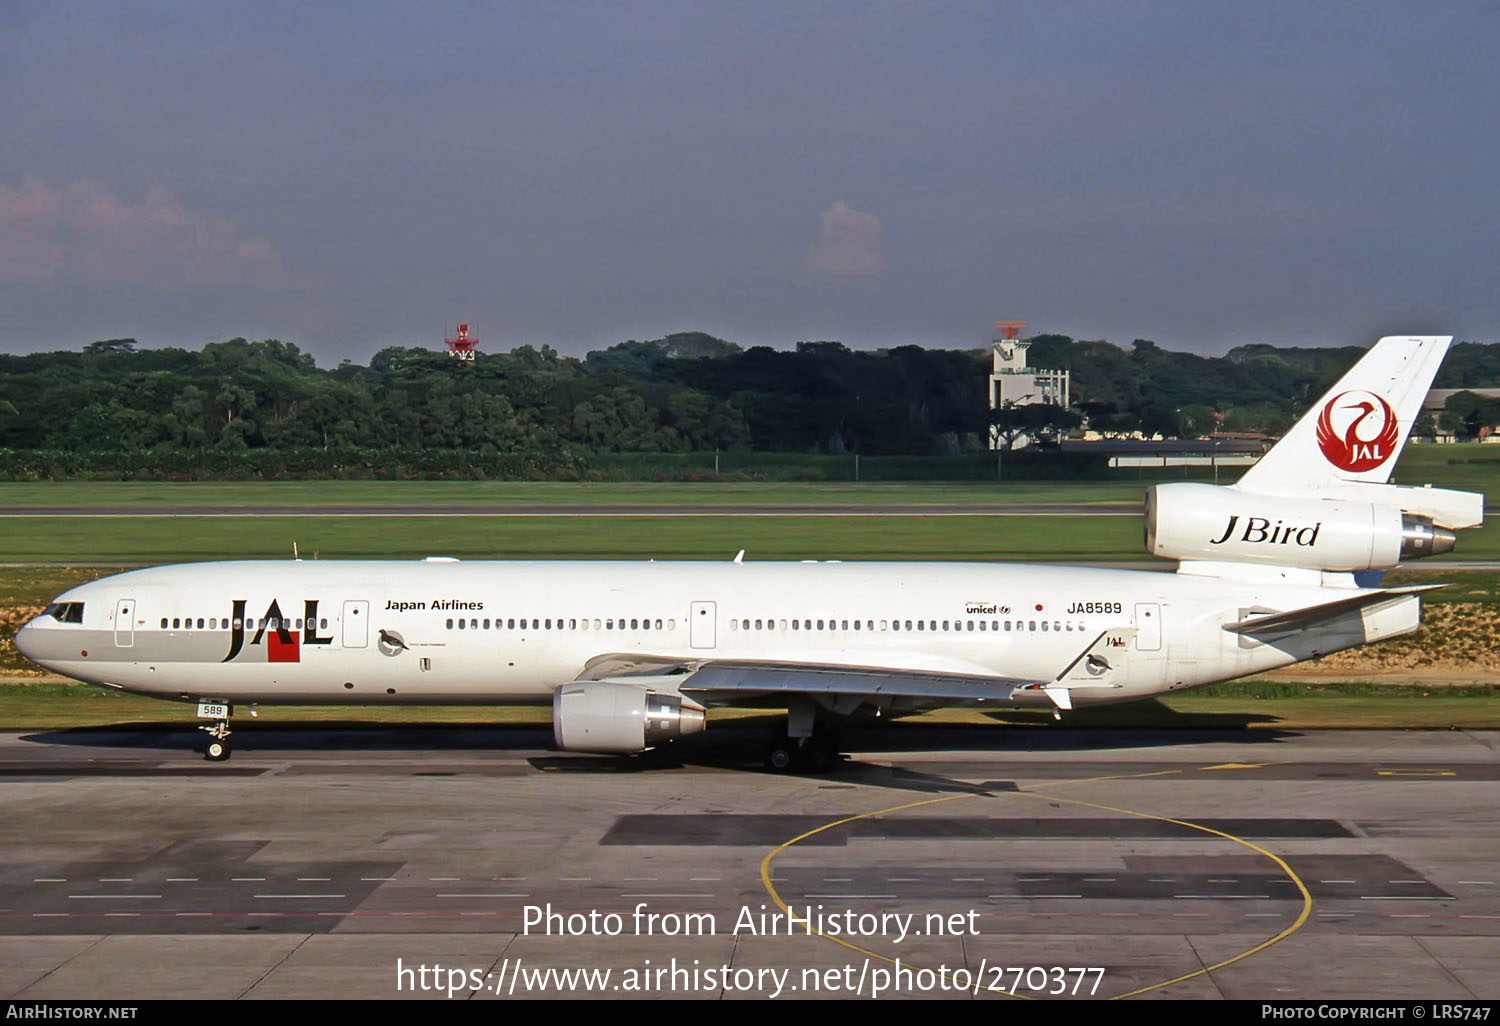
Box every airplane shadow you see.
[17,702,1300,796]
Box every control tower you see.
[987,321,1070,449]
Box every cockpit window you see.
[47,602,85,624]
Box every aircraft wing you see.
[1221,585,1441,635]
[677,660,1040,701]
[575,652,1042,702]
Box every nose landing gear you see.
[196,702,233,761]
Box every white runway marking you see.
[621,893,715,898]
[438,893,529,899]
[806,894,898,899]
[254,894,345,899]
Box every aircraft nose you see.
[14,621,39,662]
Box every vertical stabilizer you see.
[1235,336,1450,496]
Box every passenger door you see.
[690,601,716,649]
[342,600,369,648]
[1133,602,1162,651]
[113,598,135,648]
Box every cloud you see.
[805,199,887,276]
[0,177,294,290]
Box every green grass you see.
[0,513,1147,563]
[0,480,1148,507]
[1,442,1493,505]
[1385,568,1500,604]
[1393,442,1500,493]
[0,567,119,606]
[3,511,1497,564]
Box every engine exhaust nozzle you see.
[1400,515,1456,560]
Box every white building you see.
[988,339,1070,449]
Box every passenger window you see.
[160,618,168,629]
[458,619,466,630]
[905,620,913,630]
[667,619,675,630]
[1029,621,1037,631]
[321,618,328,630]
[446,619,453,629]
[196,618,204,629]
[655,619,662,630]
[817,619,825,631]
[173,618,181,629]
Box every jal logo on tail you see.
[1315,390,1399,473]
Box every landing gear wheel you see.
[765,742,796,773]
[198,709,233,761]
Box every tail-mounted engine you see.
[1146,483,1462,571]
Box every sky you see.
[2,1,1498,365]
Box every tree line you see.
[0,332,1496,478]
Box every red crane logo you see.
[1315,390,1399,473]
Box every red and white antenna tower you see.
[445,323,478,362]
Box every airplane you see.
[15,336,1485,769]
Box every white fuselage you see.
[16,558,1420,710]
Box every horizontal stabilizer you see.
[1222,585,1439,634]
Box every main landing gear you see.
[764,697,843,773]
[764,729,841,773]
